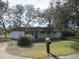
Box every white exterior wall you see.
[11,31,24,39]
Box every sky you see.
[2,0,65,27]
[3,0,51,10]
[1,0,51,27]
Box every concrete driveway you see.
[0,42,32,59]
[61,54,79,59]
[43,54,79,59]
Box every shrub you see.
[61,31,76,38]
[17,36,31,47]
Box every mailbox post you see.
[45,38,51,55]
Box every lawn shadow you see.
[49,53,60,59]
[70,40,79,52]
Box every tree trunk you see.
[48,19,51,29]
[4,31,7,40]
[1,18,7,40]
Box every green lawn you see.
[7,38,79,58]
[0,35,10,42]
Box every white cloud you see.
[3,0,50,10]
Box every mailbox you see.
[45,38,51,44]
[45,37,51,54]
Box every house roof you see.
[11,27,53,32]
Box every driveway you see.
[0,42,32,59]
[43,54,79,59]
[61,54,79,59]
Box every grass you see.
[7,38,79,59]
[0,35,10,42]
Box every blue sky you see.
[3,0,51,10]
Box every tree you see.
[45,0,79,30]
[24,5,35,27]
[41,1,57,30]
[67,0,79,20]
[25,7,48,27]
[0,0,8,39]
[24,4,41,28]
[9,4,25,30]
[53,0,79,30]
[52,1,69,30]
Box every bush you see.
[61,31,76,38]
[17,37,31,47]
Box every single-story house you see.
[10,27,61,40]
[11,27,53,39]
